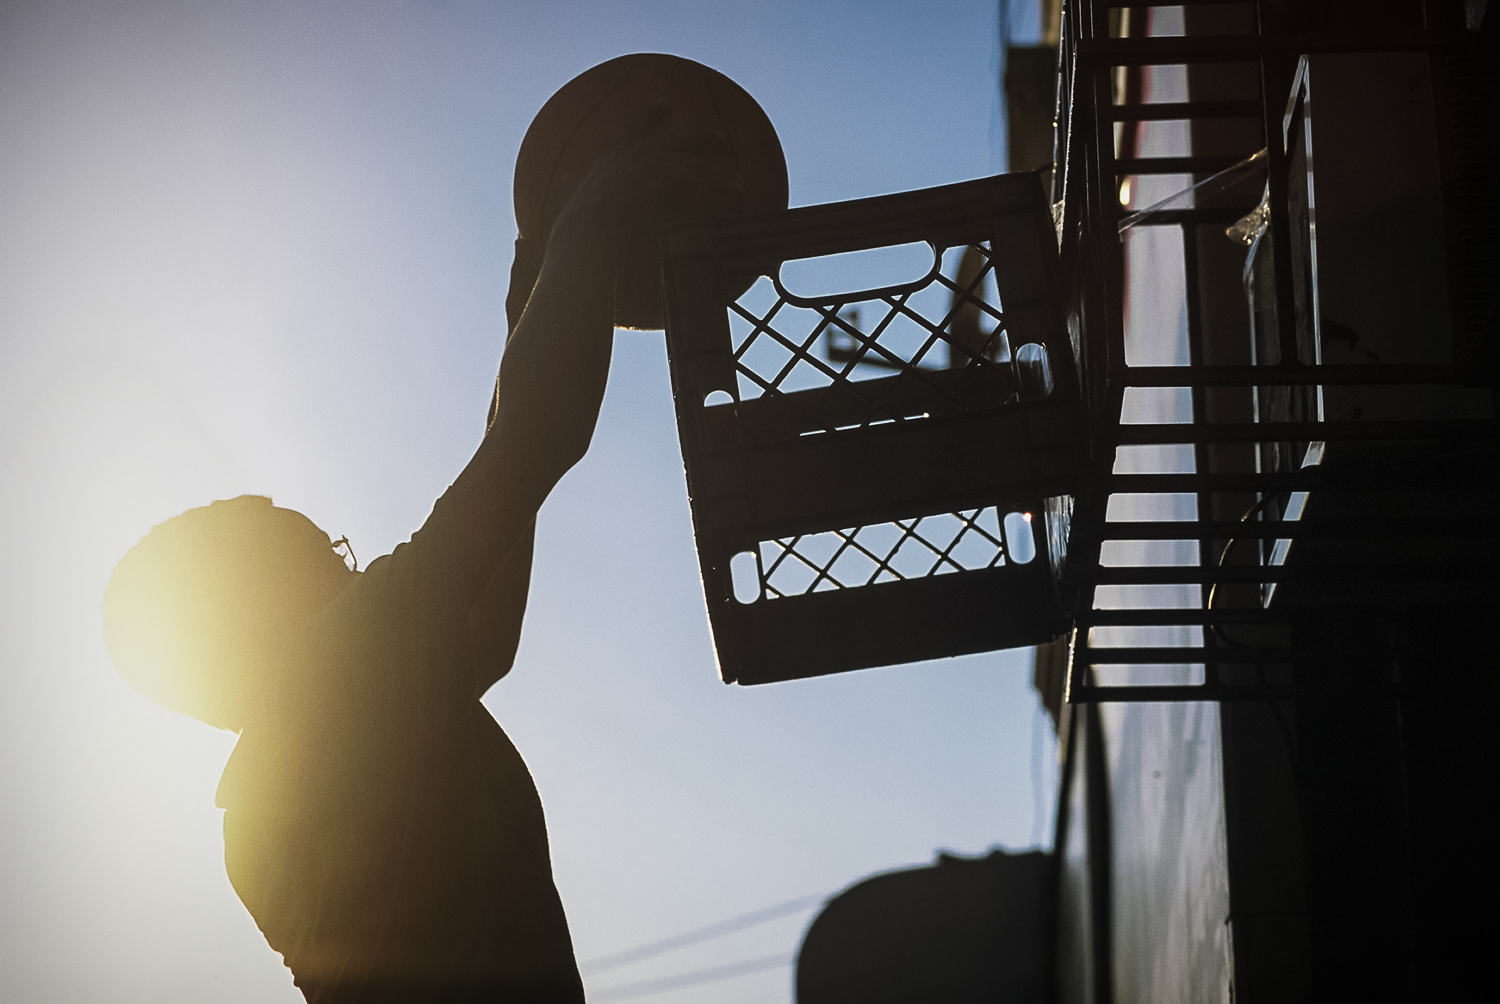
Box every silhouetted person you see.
[795,849,1051,1004]
[102,109,739,1003]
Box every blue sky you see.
[0,2,1055,1001]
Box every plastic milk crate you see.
[660,174,1082,685]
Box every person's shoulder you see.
[363,491,466,572]
[356,496,470,604]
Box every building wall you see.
[1101,702,1230,1004]
[1056,7,1495,1004]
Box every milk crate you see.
[661,174,1083,684]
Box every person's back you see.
[213,502,580,1001]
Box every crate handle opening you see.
[775,241,940,306]
[729,551,761,604]
[1004,511,1038,564]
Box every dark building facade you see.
[1041,2,1498,1002]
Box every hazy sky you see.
[0,2,1056,1001]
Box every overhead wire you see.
[580,891,831,1002]
[589,953,795,1002]
[577,890,829,978]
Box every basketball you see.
[512,53,789,330]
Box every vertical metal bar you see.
[1262,63,1299,370]
[1093,13,1128,386]
[1181,221,1220,690]
[1051,3,1070,204]
[1182,222,1210,514]
[1253,0,1301,376]
[1081,3,1125,682]
[1064,1,1104,674]
[1092,4,1130,690]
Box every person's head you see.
[103,496,354,731]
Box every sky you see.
[0,2,1057,1001]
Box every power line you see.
[589,953,794,1002]
[577,891,828,977]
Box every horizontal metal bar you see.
[1085,608,1305,626]
[1103,1,1257,6]
[1103,470,1499,491]
[1095,520,1497,541]
[1116,207,1259,227]
[1105,472,1318,491]
[1091,565,1495,585]
[1113,419,1495,444]
[1114,155,1244,175]
[1118,364,1472,386]
[1075,31,1458,67]
[1068,677,1416,703]
[1108,100,1261,122]
[1082,601,1493,625]
[1081,646,1334,664]
[1069,683,1300,703]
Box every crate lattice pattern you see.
[726,243,1019,437]
[749,507,1017,601]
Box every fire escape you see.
[1051,1,1498,703]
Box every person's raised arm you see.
[444,209,614,606]
[441,117,742,608]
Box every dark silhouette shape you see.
[796,849,1052,1004]
[102,56,770,1004]
[511,53,788,332]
